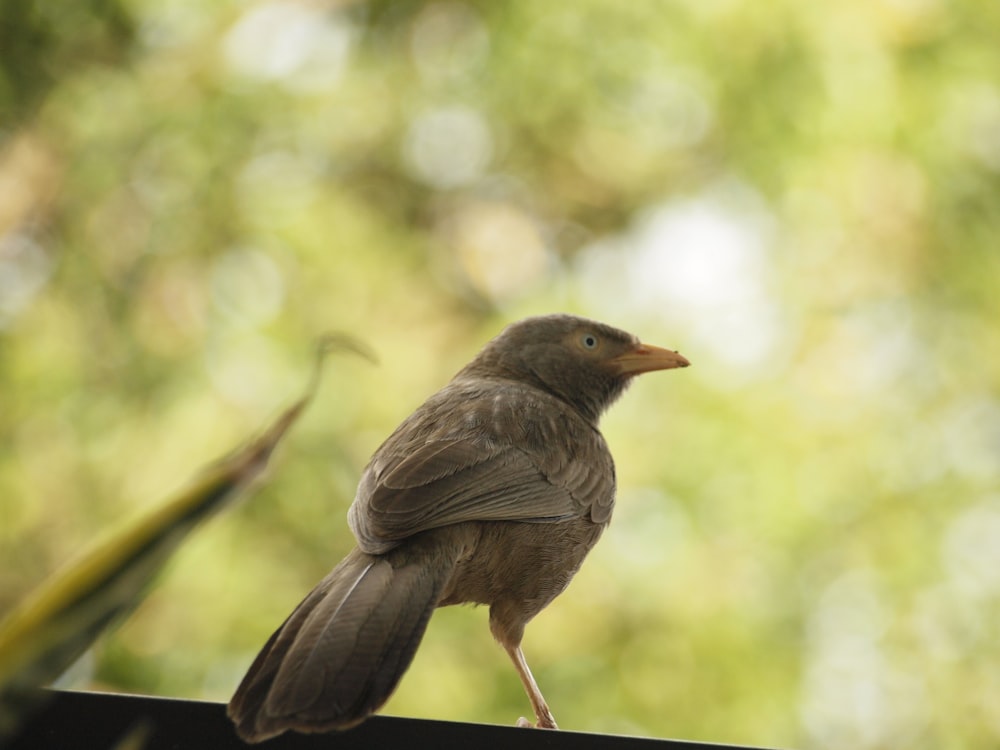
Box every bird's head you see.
[461,314,689,422]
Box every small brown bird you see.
[228,314,689,742]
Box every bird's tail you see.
[227,534,460,743]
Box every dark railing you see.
[9,689,776,750]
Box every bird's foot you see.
[515,714,558,729]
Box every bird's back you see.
[349,376,618,555]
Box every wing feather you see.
[348,381,616,554]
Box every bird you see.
[227,313,690,742]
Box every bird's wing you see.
[350,436,614,553]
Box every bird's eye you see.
[581,333,599,350]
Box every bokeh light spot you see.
[403,106,494,189]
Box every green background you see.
[2,1,999,748]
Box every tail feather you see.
[267,556,391,717]
[320,560,439,719]
[227,537,458,742]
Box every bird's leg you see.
[505,644,558,729]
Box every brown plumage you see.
[228,314,689,742]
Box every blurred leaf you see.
[0,334,368,737]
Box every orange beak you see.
[608,343,690,376]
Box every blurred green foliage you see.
[1,1,999,748]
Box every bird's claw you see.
[515,715,558,729]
